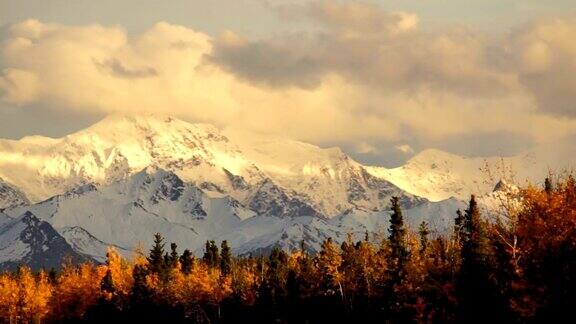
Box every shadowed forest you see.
[1,176,575,323]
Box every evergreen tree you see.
[203,240,220,267]
[386,196,411,320]
[100,269,115,294]
[48,267,58,284]
[457,195,499,323]
[220,240,232,276]
[286,269,301,306]
[419,221,430,256]
[131,264,150,305]
[203,240,211,265]
[268,246,289,304]
[210,240,220,267]
[147,233,166,274]
[169,243,179,269]
[545,177,553,195]
[180,249,194,274]
[388,196,409,283]
[163,253,171,269]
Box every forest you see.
[1,176,575,323]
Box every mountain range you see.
[0,115,567,269]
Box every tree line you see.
[0,176,575,323]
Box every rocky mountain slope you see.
[0,211,87,270]
[4,169,464,261]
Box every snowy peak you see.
[0,114,247,202]
[0,114,426,218]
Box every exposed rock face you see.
[0,211,89,270]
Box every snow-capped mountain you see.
[0,113,553,266]
[5,169,463,261]
[0,114,423,217]
[367,145,574,202]
[6,168,254,261]
[0,211,87,270]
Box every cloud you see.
[396,144,414,155]
[0,68,39,104]
[509,15,576,117]
[207,31,325,89]
[355,142,378,154]
[304,1,419,36]
[95,59,158,79]
[0,19,393,145]
[1,6,576,165]
[212,2,518,98]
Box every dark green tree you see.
[386,196,411,321]
[267,246,289,305]
[457,195,501,323]
[169,243,179,269]
[100,269,115,294]
[180,249,194,274]
[48,268,58,284]
[388,196,409,282]
[203,240,211,265]
[220,240,232,276]
[131,264,150,305]
[203,240,220,267]
[545,177,553,195]
[147,233,166,274]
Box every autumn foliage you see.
[0,176,575,323]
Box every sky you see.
[0,0,575,166]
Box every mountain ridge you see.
[0,114,423,217]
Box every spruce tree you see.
[203,240,220,267]
[387,196,411,321]
[180,249,194,274]
[131,264,150,305]
[147,233,166,274]
[100,269,115,294]
[211,240,220,267]
[545,177,553,195]
[388,196,409,283]
[163,253,171,269]
[203,240,212,265]
[457,195,498,322]
[220,240,232,276]
[169,243,179,268]
[268,246,289,304]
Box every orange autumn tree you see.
[506,175,576,321]
[0,267,52,323]
[50,262,106,321]
[0,175,575,323]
